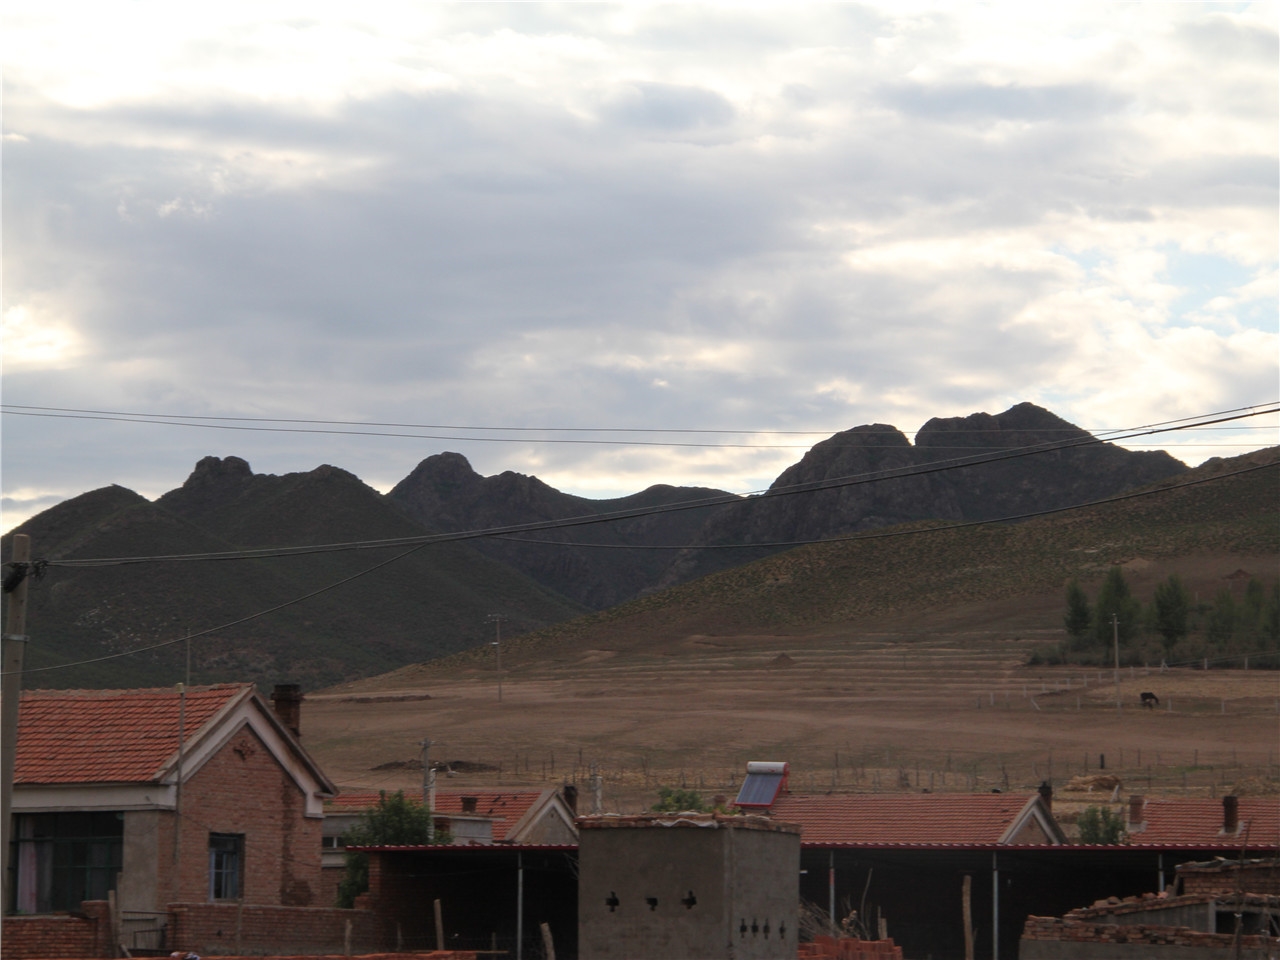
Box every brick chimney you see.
[1222,795,1239,833]
[461,796,478,814]
[563,784,578,815]
[270,684,303,738]
[1037,780,1053,812]
[1128,795,1145,827]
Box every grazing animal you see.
[1140,691,1159,708]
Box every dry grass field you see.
[306,608,1279,815]
[305,453,1279,819]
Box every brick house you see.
[4,683,362,956]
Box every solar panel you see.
[734,761,789,808]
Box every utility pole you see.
[1113,614,1121,712]
[2,534,33,915]
[487,614,506,702]
[421,738,435,841]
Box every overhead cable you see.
[7,456,1273,678]
[38,405,1278,569]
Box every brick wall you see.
[1,900,113,959]
[167,902,379,956]
[1020,915,1269,959]
[1179,860,1280,896]
[160,724,325,907]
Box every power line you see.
[34,405,1279,569]
[6,456,1273,678]
[2,403,1275,449]
[493,460,1277,551]
[11,538,438,676]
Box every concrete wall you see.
[578,815,799,960]
[120,809,161,914]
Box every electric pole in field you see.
[2,534,33,915]
[1113,614,1121,712]
[487,614,506,702]
[421,738,436,841]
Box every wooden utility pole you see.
[421,738,436,841]
[1,534,33,915]
[1113,614,1121,712]
[487,614,505,702]
[962,874,974,960]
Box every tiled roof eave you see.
[350,843,578,853]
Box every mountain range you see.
[2,402,1194,688]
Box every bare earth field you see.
[306,617,1280,816]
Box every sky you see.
[3,2,1278,535]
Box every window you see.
[10,812,124,914]
[208,834,244,900]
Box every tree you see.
[1264,581,1280,644]
[651,787,708,812]
[1206,589,1237,647]
[1151,575,1190,654]
[1063,580,1093,649]
[337,790,447,908]
[1077,806,1126,844]
[1094,567,1140,648]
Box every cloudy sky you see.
[3,2,1277,534]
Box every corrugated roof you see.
[16,685,248,784]
[768,793,1042,845]
[1129,798,1280,848]
[329,789,551,843]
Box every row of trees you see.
[1057,568,1279,666]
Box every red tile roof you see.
[768,793,1046,845]
[16,685,248,785]
[329,789,550,842]
[1129,798,1280,848]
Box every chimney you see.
[461,796,478,814]
[270,684,303,738]
[1037,781,1053,812]
[1222,795,1239,833]
[563,784,578,815]
[1128,795,1145,827]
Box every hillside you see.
[658,402,1188,587]
[388,452,731,608]
[388,403,1187,607]
[381,445,1278,676]
[2,457,583,689]
[307,448,1277,809]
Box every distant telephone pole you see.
[487,614,506,702]
[421,738,436,841]
[2,534,33,914]
[1113,614,1121,712]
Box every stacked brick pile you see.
[800,935,904,958]
[1021,914,1268,952]
[1179,858,1280,896]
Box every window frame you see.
[207,833,245,901]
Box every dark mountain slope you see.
[417,445,1277,676]
[4,458,583,689]
[657,403,1188,587]
[388,453,731,608]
